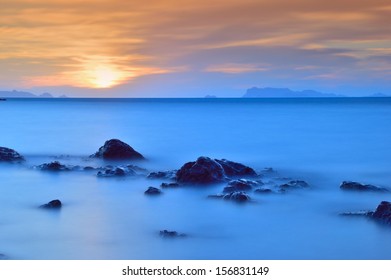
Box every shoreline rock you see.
[144,187,162,195]
[91,139,144,160]
[159,230,186,238]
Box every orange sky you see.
[1,0,390,96]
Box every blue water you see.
[0,97,391,259]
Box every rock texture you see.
[0,147,24,162]
[40,199,62,209]
[176,157,226,184]
[144,187,162,195]
[91,139,144,160]
[340,181,388,192]
[372,201,391,224]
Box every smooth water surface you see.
[0,98,390,259]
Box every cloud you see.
[205,63,269,74]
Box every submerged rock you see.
[340,181,388,192]
[159,230,186,238]
[339,210,372,217]
[37,161,73,171]
[372,201,391,224]
[280,180,309,189]
[223,191,251,202]
[176,156,226,184]
[97,165,146,177]
[147,170,177,180]
[145,187,162,195]
[223,179,261,193]
[0,147,24,162]
[40,199,62,209]
[254,188,273,194]
[215,159,257,177]
[160,182,180,188]
[91,139,144,160]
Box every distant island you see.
[0,90,67,98]
[243,87,389,98]
[243,87,342,98]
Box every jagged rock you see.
[40,199,62,209]
[160,182,180,188]
[91,139,144,160]
[223,179,261,193]
[159,230,186,238]
[176,156,226,184]
[372,201,391,224]
[223,191,251,202]
[145,187,162,195]
[280,180,309,189]
[147,170,177,180]
[340,181,389,192]
[0,147,24,162]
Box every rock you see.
[254,188,273,194]
[160,182,180,188]
[340,181,389,192]
[97,165,144,177]
[40,199,62,209]
[372,201,391,224]
[37,161,72,171]
[339,210,372,217]
[0,147,24,162]
[0,253,8,260]
[145,187,162,195]
[176,156,226,184]
[280,180,309,189]
[215,159,257,177]
[223,179,261,193]
[223,191,251,202]
[159,230,186,238]
[91,139,144,160]
[147,170,177,180]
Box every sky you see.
[1,0,391,97]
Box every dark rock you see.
[176,156,226,184]
[97,165,144,177]
[372,201,391,224]
[0,253,8,260]
[159,230,186,238]
[83,166,96,171]
[0,147,24,162]
[91,139,144,160]
[223,191,251,202]
[37,161,71,171]
[254,188,273,194]
[215,159,257,177]
[147,170,177,180]
[40,199,62,209]
[145,187,162,195]
[280,180,309,189]
[339,210,373,217]
[223,179,261,193]
[340,181,389,192]
[160,182,180,188]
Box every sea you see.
[0,97,390,260]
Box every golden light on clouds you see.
[0,0,391,95]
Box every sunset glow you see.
[0,0,390,96]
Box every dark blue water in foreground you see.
[1,97,391,259]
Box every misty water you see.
[1,98,391,260]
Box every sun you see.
[87,65,126,88]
